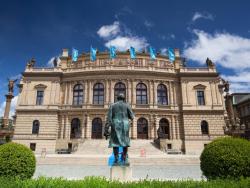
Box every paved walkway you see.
[34,164,203,180]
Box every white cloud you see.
[170,34,175,39]
[160,48,167,55]
[105,36,148,51]
[221,72,250,93]
[47,56,61,67]
[192,12,214,22]
[184,30,250,69]
[0,96,18,118]
[97,21,120,39]
[184,29,250,93]
[98,21,149,51]
[144,20,154,28]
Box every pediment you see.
[193,84,206,90]
[34,84,47,89]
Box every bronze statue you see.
[26,58,36,68]
[7,79,18,94]
[104,93,134,165]
[53,57,58,67]
[221,78,230,93]
[206,57,215,67]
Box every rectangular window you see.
[30,143,36,151]
[167,144,172,149]
[197,90,205,105]
[36,90,44,105]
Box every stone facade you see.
[13,49,226,155]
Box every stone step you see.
[36,155,200,165]
[74,139,165,156]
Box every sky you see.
[1,0,250,117]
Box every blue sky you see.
[1,0,250,116]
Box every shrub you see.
[0,142,36,179]
[200,137,250,180]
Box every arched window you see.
[136,83,147,104]
[70,118,81,139]
[32,120,40,134]
[201,120,209,135]
[137,117,148,139]
[92,118,103,139]
[158,118,170,139]
[114,82,126,102]
[73,84,83,105]
[93,83,104,105]
[157,84,168,105]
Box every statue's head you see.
[117,93,125,101]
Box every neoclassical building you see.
[13,49,226,154]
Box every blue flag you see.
[168,48,175,62]
[90,47,97,61]
[129,47,136,59]
[109,46,116,59]
[149,47,156,59]
[72,48,78,62]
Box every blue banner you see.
[129,47,136,59]
[149,47,156,59]
[72,48,78,62]
[109,46,116,59]
[168,48,175,62]
[90,47,97,61]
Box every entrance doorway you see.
[137,118,148,139]
[92,118,103,139]
[70,118,81,139]
[158,118,170,139]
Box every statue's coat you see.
[106,101,134,148]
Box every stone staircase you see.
[37,139,199,165]
[73,139,165,157]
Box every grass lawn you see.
[0,177,250,188]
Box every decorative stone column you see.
[2,94,14,128]
[132,118,137,139]
[154,81,158,108]
[132,80,136,108]
[105,79,109,107]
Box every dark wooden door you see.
[92,118,103,139]
[137,118,148,139]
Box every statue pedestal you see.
[110,166,132,182]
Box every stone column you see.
[3,94,14,128]
[154,81,158,108]
[65,115,70,139]
[84,80,88,105]
[169,81,174,106]
[82,113,85,139]
[110,80,115,103]
[88,80,93,105]
[132,118,137,139]
[175,115,179,139]
[127,79,131,104]
[149,80,154,108]
[209,81,214,106]
[132,80,136,107]
[105,79,109,104]
[154,116,159,138]
[216,83,222,105]
[181,81,187,104]
[172,81,177,106]
[63,115,66,139]
[87,115,92,139]
[171,115,176,140]
[69,82,73,105]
